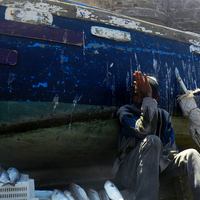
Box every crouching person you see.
[112,71,200,200]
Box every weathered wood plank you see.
[0,20,83,46]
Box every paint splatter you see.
[68,94,83,133]
[52,94,59,110]
[8,72,16,93]
[32,82,48,88]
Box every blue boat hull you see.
[0,1,199,114]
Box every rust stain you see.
[10,10,14,16]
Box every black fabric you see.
[194,94,200,108]
[147,76,159,99]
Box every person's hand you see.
[133,71,152,98]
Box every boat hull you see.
[0,1,200,112]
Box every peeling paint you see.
[3,1,67,14]
[2,1,68,25]
[5,7,53,25]
[76,7,94,19]
[191,55,198,89]
[189,45,200,54]
[189,39,200,47]
[8,72,15,86]
[134,53,141,71]
[76,7,153,34]
[164,63,171,107]
[52,94,59,110]
[1,0,199,46]
[155,32,165,36]
[102,16,152,33]
[60,54,69,63]
[153,59,158,72]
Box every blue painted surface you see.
[0,6,200,114]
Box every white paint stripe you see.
[91,26,131,42]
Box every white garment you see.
[177,89,200,148]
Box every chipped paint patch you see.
[3,2,67,13]
[155,32,165,36]
[32,82,48,88]
[101,16,152,34]
[189,45,200,54]
[189,39,200,47]
[23,2,66,13]
[3,2,68,25]
[101,16,141,31]
[91,26,131,42]
[76,7,153,34]
[76,7,97,20]
[153,59,158,72]
[5,7,53,25]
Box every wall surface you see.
[69,0,200,34]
